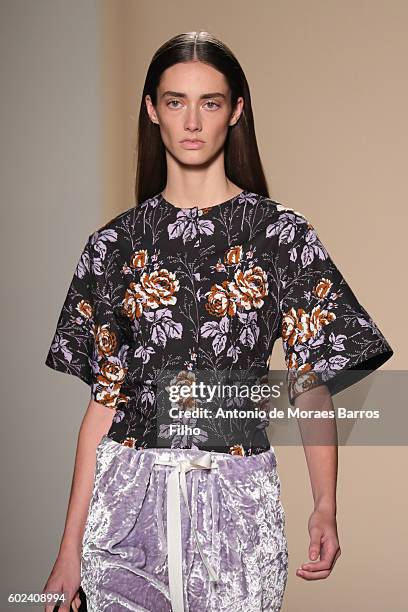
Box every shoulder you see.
[93,202,145,236]
[256,194,307,219]
[86,199,152,249]
[257,195,313,239]
[76,205,139,275]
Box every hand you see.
[42,549,82,611]
[296,506,341,580]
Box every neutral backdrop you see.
[1,1,406,610]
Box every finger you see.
[297,567,331,580]
[59,594,75,612]
[318,540,341,570]
[43,588,62,612]
[299,548,341,577]
[328,546,342,570]
[301,541,339,572]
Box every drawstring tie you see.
[154,453,219,612]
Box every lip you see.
[180,139,205,149]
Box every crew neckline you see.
[159,189,247,212]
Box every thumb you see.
[309,539,321,560]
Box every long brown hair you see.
[135,31,270,205]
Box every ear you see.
[145,94,159,125]
[229,96,244,126]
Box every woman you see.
[42,31,393,612]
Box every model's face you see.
[145,61,243,165]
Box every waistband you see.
[119,437,270,457]
[97,434,277,473]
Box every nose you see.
[183,105,202,133]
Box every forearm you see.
[58,400,115,556]
[294,385,338,514]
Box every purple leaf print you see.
[226,344,242,363]
[134,345,155,364]
[266,211,302,245]
[113,409,125,423]
[279,223,296,245]
[329,332,347,351]
[167,216,191,240]
[167,210,215,244]
[162,317,183,339]
[200,316,229,355]
[219,316,229,334]
[213,334,227,356]
[183,223,198,243]
[328,354,350,370]
[237,311,260,349]
[301,244,315,267]
[201,316,229,338]
[75,249,91,279]
[90,229,118,260]
[310,358,330,373]
[151,324,167,347]
[140,384,156,405]
[356,316,374,329]
[158,423,172,439]
[91,257,105,276]
[200,321,220,338]
[308,334,325,348]
[52,335,73,363]
[300,229,329,267]
[198,219,215,236]
[289,246,298,263]
[306,355,352,384]
[144,309,183,343]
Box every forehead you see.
[158,61,229,96]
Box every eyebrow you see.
[161,91,227,100]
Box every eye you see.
[167,99,182,108]
[205,101,220,109]
[166,99,221,110]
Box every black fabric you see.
[45,191,393,448]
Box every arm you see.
[59,400,114,555]
[294,384,341,580]
[42,401,114,612]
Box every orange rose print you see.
[282,306,336,347]
[224,245,242,265]
[131,249,148,269]
[314,278,333,299]
[234,266,268,309]
[94,323,119,357]
[140,269,180,308]
[205,280,241,317]
[122,282,146,320]
[77,299,92,319]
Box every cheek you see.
[207,115,230,141]
[156,109,181,139]
[157,119,176,143]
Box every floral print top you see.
[45,190,393,454]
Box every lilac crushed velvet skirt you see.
[80,435,288,611]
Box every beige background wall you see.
[1,0,406,610]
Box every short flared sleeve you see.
[45,231,131,409]
[272,208,393,405]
